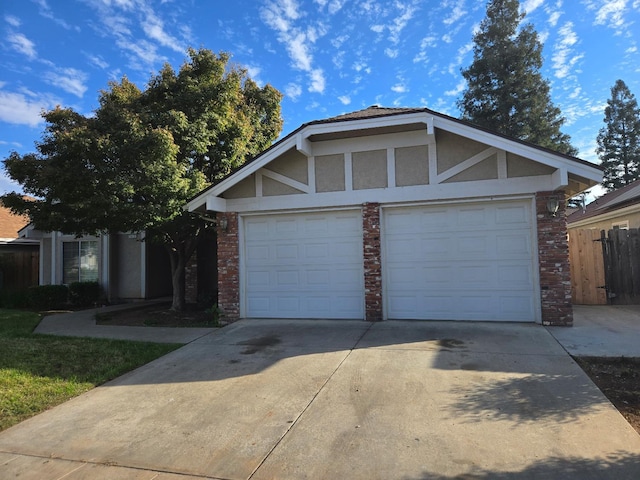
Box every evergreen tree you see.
[458,0,577,156]
[596,79,640,191]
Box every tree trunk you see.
[168,251,186,312]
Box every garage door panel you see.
[244,211,364,319]
[384,200,536,322]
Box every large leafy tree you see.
[596,79,640,191]
[458,0,577,156]
[2,48,283,311]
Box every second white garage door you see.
[383,200,538,322]
[243,210,364,319]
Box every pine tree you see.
[596,79,640,191]
[458,0,577,156]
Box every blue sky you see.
[1,0,639,196]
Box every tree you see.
[2,48,283,311]
[457,0,577,156]
[596,79,640,191]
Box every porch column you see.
[536,191,573,326]
[363,202,383,322]
[217,212,240,321]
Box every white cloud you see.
[552,22,584,79]
[385,48,399,58]
[443,0,467,25]
[86,53,109,70]
[7,33,37,60]
[444,80,465,97]
[0,90,55,127]
[285,83,302,100]
[4,15,21,27]
[586,0,629,34]
[338,95,351,105]
[309,68,325,93]
[391,83,407,93]
[44,67,88,98]
[141,12,184,53]
[245,65,263,86]
[315,0,347,14]
[413,35,438,63]
[522,0,546,14]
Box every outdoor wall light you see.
[546,196,560,217]
[218,216,228,231]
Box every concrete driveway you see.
[2,319,640,479]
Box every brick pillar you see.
[184,250,198,304]
[363,203,383,322]
[536,191,573,326]
[217,212,240,321]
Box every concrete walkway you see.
[34,301,216,344]
[547,304,640,357]
[2,318,640,479]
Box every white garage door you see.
[243,210,364,319]
[384,200,537,322]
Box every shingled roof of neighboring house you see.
[567,180,640,225]
[0,202,30,239]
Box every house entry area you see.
[383,199,538,322]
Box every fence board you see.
[605,228,640,304]
[569,229,607,305]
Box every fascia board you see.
[301,112,431,138]
[433,116,602,183]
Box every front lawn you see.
[0,309,180,432]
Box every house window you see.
[612,221,629,230]
[63,241,98,283]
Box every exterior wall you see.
[353,150,387,190]
[268,148,308,183]
[41,237,52,285]
[436,129,487,174]
[395,145,429,186]
[568,211,640,232]
[363,203,382,321]
[315,154,345,192]
[263,176,304,196]
[507,153,556,177]
[443,155,498,183]
[217,212,240,320]
[224,175,256,199]
[536,191,573,326]
[112,234,142,299]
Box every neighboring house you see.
[187,106,602,326]
[567,180,640,231]
[0,202,39,292]
[19,226,173,302]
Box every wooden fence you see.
[603,228,640,305]
[569,229,607,305]
[0,248,39,292]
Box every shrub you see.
[0,289,31,309]
[68,281,102,307]
[28,285,69,310]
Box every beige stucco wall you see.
[224,175,256,199]
[395,145,429,186]
[315,154,345,192]
[353,150,387,190]
[569,211,640,232]
[508,152,555,177]
[263,176,304,196]
[436,129,488,175]
[267,148,308,184]
[444,155,499,183]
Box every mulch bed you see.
[95,303,219,328]
[575,357,640,434]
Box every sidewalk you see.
[34,301,216,344]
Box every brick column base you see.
[217,212,240,321]
[363,203,383,321]
[184,251,198,304]
[536,191,573,326]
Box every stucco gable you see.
[186,106,602,213]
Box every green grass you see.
[0,309,180,432]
